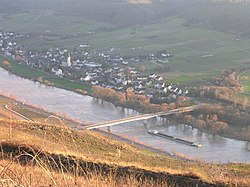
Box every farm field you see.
[2,12,250,86]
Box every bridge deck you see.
[85,105,200,130]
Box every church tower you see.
[67,52,71,67]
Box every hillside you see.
[0,119,250,186]
[0,0,178,29]
[1,0,250,34]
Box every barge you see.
[148,130,202,147]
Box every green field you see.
[2,11,250,86]
[0,56,92,93]
[0,12,111,35]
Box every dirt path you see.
[150,60,165,67]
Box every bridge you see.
[84,105,200,130]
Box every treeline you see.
[172,104,250,141]
[92,86,191,113]
[198,69,244,103]
[36,77,54,86]
[215,69,243,90]
[182,113,229,134]
[199,86,235,101]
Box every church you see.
[61,52,71,67]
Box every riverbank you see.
[0,55,92,94]
[169,115,250,143]
[0,94,81,126]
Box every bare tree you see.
[242,97,248,111]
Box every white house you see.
[83,75,92,81]
[52,68,63,76]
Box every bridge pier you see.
[152,116,157,125]
[143,120,148,128]
[107,126,111,132]
[160,117,165,125]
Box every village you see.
[0,28,189,104]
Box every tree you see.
[2,60,10,66]
[2,40,8,49]
[15,55,22,62]
[124,66,131,79]
[242,97,248,111]
[139,65,145,73]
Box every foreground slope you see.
[0,120,250,186]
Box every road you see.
[5,105,33,122]
[0,105,25,121]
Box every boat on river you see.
[148,130,202,148]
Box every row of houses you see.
[0,29,25,57]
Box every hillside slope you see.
[0,120,250,186]
[0,0,179,28]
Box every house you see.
[149,74,157,79]
[173,88,179,93]
[167,84,173,90]
[138,90,145,94]
[91,81,99,85]
[177,89,183,95]
[52,68,63,76]
[157,76,163,81]
[148,54,157,60]
[161,53,172,58]
[138,84,143,89]
[81,75,92,82]
[84,62,102,68]
[79,44,89,48]
[163,87,168,93]
[122,80,128,85]
[122,61,129,65]
[117,87,124,91]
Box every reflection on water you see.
[245,142,250,151]
[206,134,226,147]
[109,120,250,163]
[0,68,249,163]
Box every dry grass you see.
[0,120,249,186]
[0,159,169,187]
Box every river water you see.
[0,68,249,163]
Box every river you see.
[0,68,249,163]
